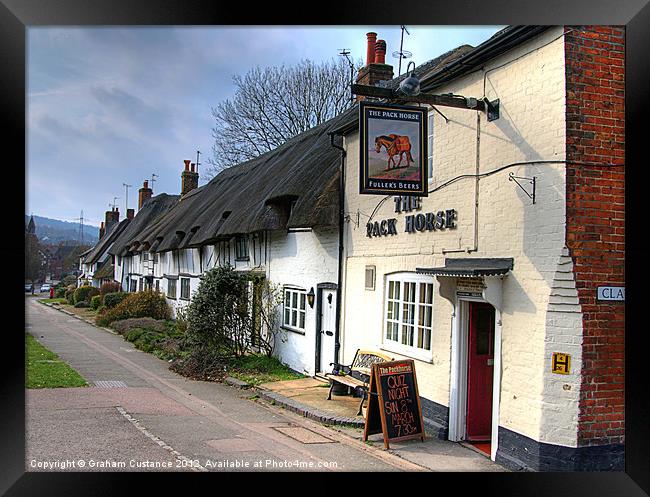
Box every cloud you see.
[26,26,504,222]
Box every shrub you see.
[90,294,102,310]
[185,265,252,358]
[65,287,76,305]
[96,290,171,327]
[54,287,67,299]
[104,292,128,309]
[111,317,168,335]
[60,274,78,287]
[173,304,189,334]
[74,301,89,308]
[74,285,99,304]
[100,281,122,297]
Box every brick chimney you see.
[356,32,394,101]
[105,207,120,235]
[138,180,153,210]
[127,208,135,220]
[181,159,199,196]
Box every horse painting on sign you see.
[374,134,414,170]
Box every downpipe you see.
[329,132,346,366]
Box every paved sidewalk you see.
[256,378,506,472]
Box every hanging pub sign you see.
[359,101,428,196]
[363,359,426,449]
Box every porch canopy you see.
[416,258,514,277]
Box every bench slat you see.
[324,374,366,388]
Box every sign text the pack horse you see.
[363,359,426,449]
[359,102,428,196]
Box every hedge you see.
[74,285,99,304]
[96,290,171,327]
[104,292,128,309]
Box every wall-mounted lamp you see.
[398,61,420,96]
[307,287,315,308]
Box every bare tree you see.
[206,58,359,178]
[25,233,45,289]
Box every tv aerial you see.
[392,25,412,76]
[338,48,355,104]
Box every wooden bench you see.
[325,349,393,416]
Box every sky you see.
[26,25,503,227]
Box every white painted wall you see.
[267,228,339,376]
[341,28,580,447]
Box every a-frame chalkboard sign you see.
[363,359,426,449]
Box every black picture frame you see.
[6,0,649,495]
[359,101,428,196]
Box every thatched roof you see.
[93,260,115,280]
[84,219,130,264]
[108,193,180,257]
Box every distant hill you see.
[25,215,99,245]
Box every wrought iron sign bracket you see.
[351,84,500,120]
[508,172,536,204]
[484,98,500,122]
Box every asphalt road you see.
[25,299,422,473]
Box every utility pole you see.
[73,210,85,245]
[196,150,201,176]
[150,173,158,191]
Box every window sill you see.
[380,343,434,364]
[179,297,190,301]
[281,325,306,336]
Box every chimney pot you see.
[184,159,191,171]
[375,40,387,64]
[138,180,153,210]
[127,208,135,220]
[190,163,195,173]
[366,32,377,66]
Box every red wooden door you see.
[466,302,495,441]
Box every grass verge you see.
[38,298,68,305]
[26,334,88,388]
[227,354,304,386]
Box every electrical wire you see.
[361,159,623,224]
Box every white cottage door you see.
[318,288,337,373]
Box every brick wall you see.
[564,26,625,446]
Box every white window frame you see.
[235,235,249,261]
[282,287,306,333]
[382,272,435,362]
[167,278,177,299]
[180,277,191,300]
